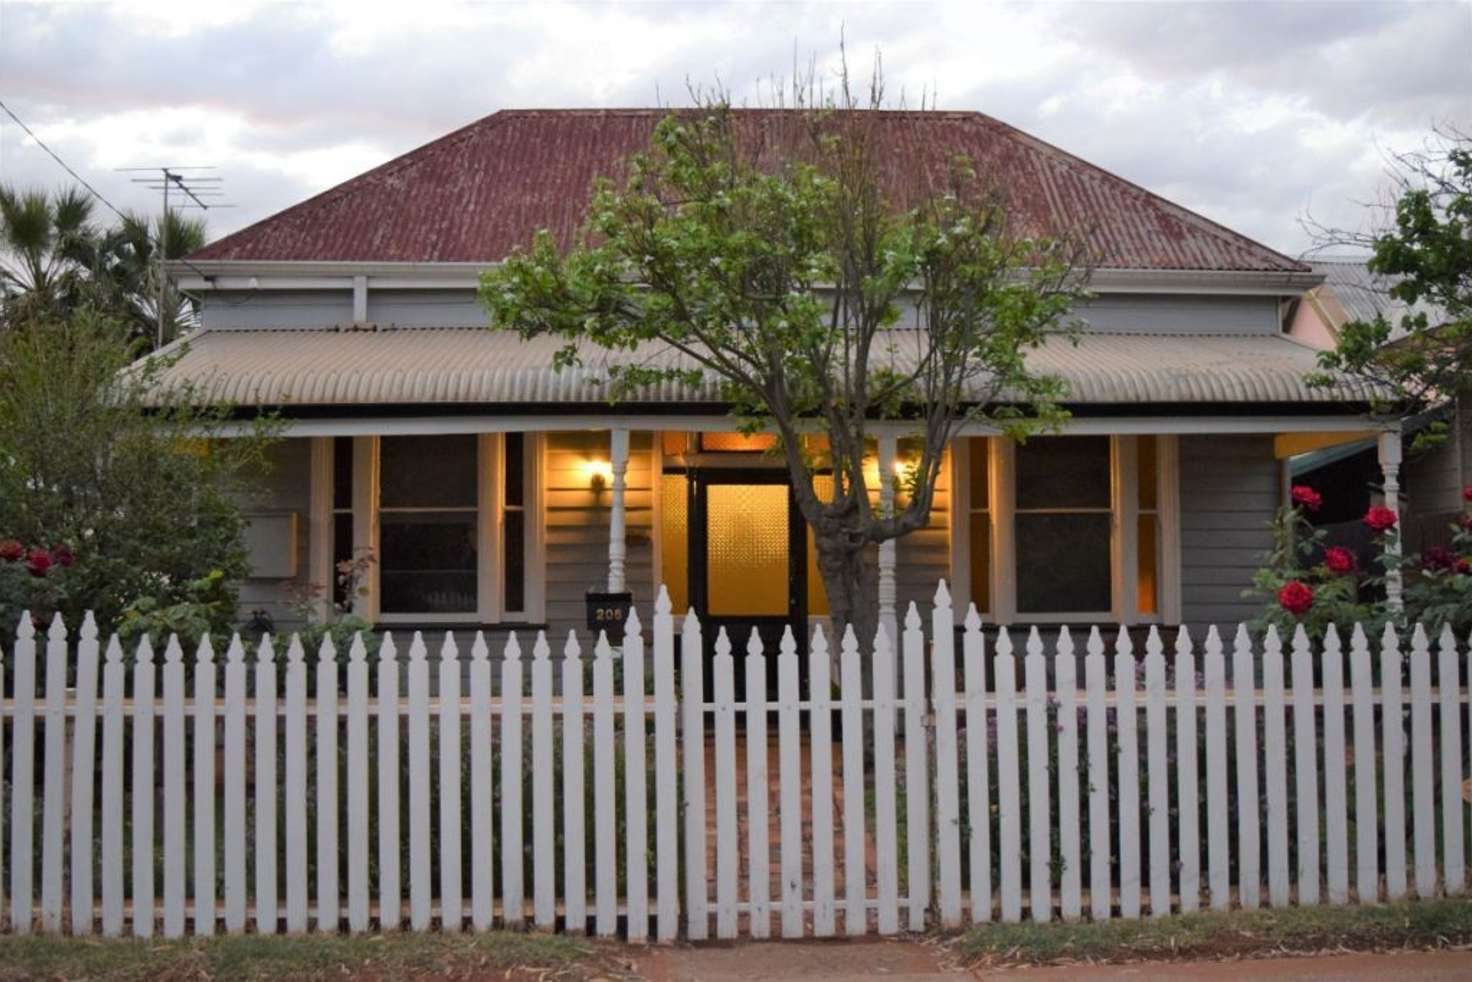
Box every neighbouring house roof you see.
[1306,259,1448,338]
[190,109,1306,274]
[145,327,1377,410]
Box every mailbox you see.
[585,590,634,634]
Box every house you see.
[149,109,1388,666]
[1287,259,1458,553]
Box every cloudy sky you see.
[2,0,1469,258]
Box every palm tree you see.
[0,185,103,317]
[101,208,207,347]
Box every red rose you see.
[1291,485,1323,512]
[1278,580,1315,616]
[1458,559,1472,575]
[25,548,52,577]
[1463,486,1472,503]
[50,544,74,568]
[1423,546,1458,572]
[1364,505,1398,533]
[0,538,22,562]
[1324,546,1357,574]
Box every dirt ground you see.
[616,938,1472,981]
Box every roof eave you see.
[172,260,1324,296]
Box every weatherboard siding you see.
[1178,434,1278,632]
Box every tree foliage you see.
[482,73,1088,647]
[1312,128,1472,427]
[0,307,278,648]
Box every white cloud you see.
[1,0,1467,255]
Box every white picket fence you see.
[1,582,1469,939]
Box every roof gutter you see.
[170,260,1324,297]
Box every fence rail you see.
[1,582,1469,939]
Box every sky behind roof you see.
[2,0,1469,259]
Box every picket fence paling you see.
[5,585,1472,942]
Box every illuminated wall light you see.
[585,459,614,494]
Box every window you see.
[959,435,1177,623]
[319,433,542,624]
[1015,436,1113,615]
[379,434,479,615]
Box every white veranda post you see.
[608,427,630,593]
[1378,429,1403,611]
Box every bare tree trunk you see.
[814,537,878,695]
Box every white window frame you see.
[313,433,545,626]
[951,434,1181,626]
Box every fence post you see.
[221,636,247,933]
[1024,627,1052,924]
[1262,626,1290,908]
[902,603,930,931]
[531,631,555,931]
[191,635,216,937]
[840,626,866,936]
[100,635,127,935]
[254,635,278,935]
[1084,628,1110,921]
[406,632,432,930]
[1178,627,1204,914]
[712,627,738,939]
[1381,623,1408,899]
[1202,627,1229,911]
[284,637,308,933]
[376,634,402,931]
[1114,628,1141,919]
[1438,624,1465,895]
[10,612,36,934]
[623,609,649,941]
[652,588,680,942]
[438,633,464,932]
[162,635,187,938]
[346,634,371,932]
[501,632,526,928]
[559,631,585,934]
[592,631,617,936]
[1349,625,1378,902]
[994,628,1021,923]
[1291,625,1321,906]
[748,628,773,938]
[132,636,157,937]
[809,625,836,937]
[71,615,102,936]
[962,607,991,925]
[470,632,496,931]
[1144,627,1170,918]
[1410,624,1436,898]
[1232,625,1262,909]
[932,582,963,928]
[1322,625,1350,905]
[680,610,709,940]
[40,614,68,932]
[1055,627,1081,922]
[872,624,900,934]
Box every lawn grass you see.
[0,930,593,981]
[954,898,1472,966]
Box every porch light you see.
[585,458,614,494]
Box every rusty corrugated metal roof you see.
[146,326,1374,408]
[192,109,1305,273]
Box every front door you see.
[689,469,807,700]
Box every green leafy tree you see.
[482,75,1088,650]
[100,208,208,347]
[1312,128,1471,437]
[0,306,278,648]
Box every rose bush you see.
[1250,482,1472,639]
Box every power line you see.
[0,97,126,221]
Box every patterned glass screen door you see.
[705,483,790,616]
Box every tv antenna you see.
[119,166,236,346]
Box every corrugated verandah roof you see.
[144,327,1376,409]
[191,109,1306,273]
